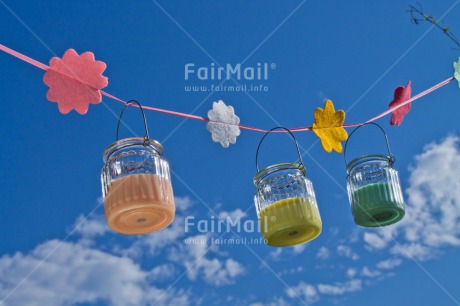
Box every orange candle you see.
[104,173,175,235]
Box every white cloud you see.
[122,214,245,286]
[292,244,307,254]
[360,266,381,278]
[250,297,291,306]
[337,245,359,260]
[346,268,358,278]
[72,214,109,239]
[286,279,362,305]
[363,232,390,250]
[121,215,187,257]
[149,264,176,281]
[118,201,247,287]
[286,279,363,305]
[0,240,191,306]
[317,279,362,295]
[268,248,283,261]
[363,135,460,261]
[174,196,194,212]
[268,244,309,260]
[218,208,247,220]
[286,282,319,305]
[0,193,246,306]
[169,234,245,286]
[376,258,403,270]
[278,266,303,276]
[316,246,330,260]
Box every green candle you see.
[351,182,405,227]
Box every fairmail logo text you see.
[184,62,275,81]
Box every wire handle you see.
[116,100,150,142]
[255,127,304,172]
[343,122,395,168]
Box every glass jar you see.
[254,127,322,247]
[101,101,175,235]
[344,123,405,227]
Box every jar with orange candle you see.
[101,100,175,235]
[254,127,322,247]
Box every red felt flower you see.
[43,49,108,114]
[389,81,412,126]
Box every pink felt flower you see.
[43,49,108,114]
[389,80,412,126]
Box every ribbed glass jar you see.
[254,163,322,247]
[346,154,405,227]
[101,137,175,235]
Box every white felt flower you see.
[206,100,241,148]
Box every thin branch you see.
[408,3,460,49]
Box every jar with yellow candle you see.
[254,127,322,247]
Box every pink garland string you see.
[0,43,454,133]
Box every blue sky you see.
[1,1,460,305]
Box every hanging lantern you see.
[344,123,405,227]
[254,127,322,247]
[101,100,175,235]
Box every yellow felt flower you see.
[312,100,348,153]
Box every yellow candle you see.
[258,197,322,247]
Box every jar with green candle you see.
[344,123,405,227]
[254,127,322,247]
